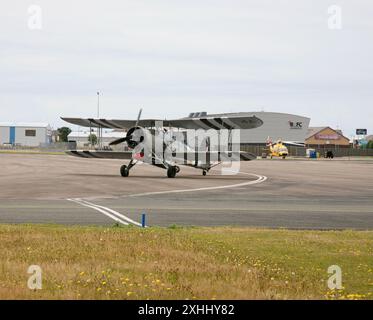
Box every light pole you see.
[97,91,100,118]
[97,91,101,148]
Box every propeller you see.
[109,137,127,146]
[109,108,143,146]
[135,108,143,127]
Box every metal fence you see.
[1,142,373,157]
[0,142,72,152]
[313,148,373,157]
[239,144,373,157]
[0,142,126,152]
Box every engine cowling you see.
[125,126,146,149]
[124,127,173,163]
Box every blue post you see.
[141,213,146,228]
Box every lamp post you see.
[97,92,100,118]
[97,91,101,148]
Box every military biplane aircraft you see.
[61,110,263,178]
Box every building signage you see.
[315,133,340,140]
[356,129,367,135]
[289,121,303,129]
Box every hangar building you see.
[0,123,52,147]
[68,129,126,149]
[200,111,311,144]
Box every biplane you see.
[62,110,263,178]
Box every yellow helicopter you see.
[265,137,304,159]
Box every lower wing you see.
[171,151,257,162]
[67,150,133,159]
[66,150,256,162]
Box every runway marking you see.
[67,171,267,227]
[126,172,267,198]
[67,198,142,226]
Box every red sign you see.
[315,134,340,140]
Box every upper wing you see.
[61,115,263,130]
[61,118,155,129]
[165,116,263,130]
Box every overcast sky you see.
[1,0,372,137]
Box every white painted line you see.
[76,199,142,227]
[67,171,267,227]
[67,198,130,226]
[127,173,267,198]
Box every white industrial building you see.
[0,123,52,147]
[68,129,126,149]
[204,111,311,144]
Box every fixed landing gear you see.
[120,165,129,177]
[120,160,136,177]
[167,166,178,178]
[202,170,207,176]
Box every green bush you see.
[88,133,98,145]
[57,127,71,142]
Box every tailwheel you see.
[120,165,129,177]
[202,170,207,176]
[167,166,177,178]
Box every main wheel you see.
[120,165,129,177]
[167,166,177,178]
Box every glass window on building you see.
[25,129,36,137]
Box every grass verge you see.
[0,224,372,300]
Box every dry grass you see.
[0,224,372,300]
